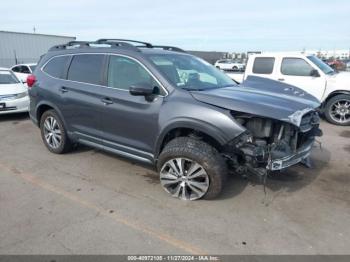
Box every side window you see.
[12,66,20,73]
[252,57,275,74]
[281,58,314,76]
[21,66,31,74]
[68,54,104,85]
[107,56,160,93]
[43,56,70,79]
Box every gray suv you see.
[28,39,322,200]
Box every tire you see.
[40,109,72,154]
[216,66,220,69]
[324,94,350,126]
[232,66,238,71]
[157,137,227,200]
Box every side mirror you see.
[310,69,320,77]
[129,83,155,96]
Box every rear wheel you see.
[40,109,72,153]
[157,137,227,200]
[324,94,350,125]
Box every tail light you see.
[27,74,36,88]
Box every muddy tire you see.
[157,137,227,200]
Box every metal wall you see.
[0,31,75,68]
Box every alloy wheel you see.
[329,99,350,124]
[43,116,62,149]
[160,158,209,200]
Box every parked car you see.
[214,59,245,71]
[28,39,322,200]
[326,59,346,71]
[228,53,350,125]
[0,68,29,114]
[11,63,37,82]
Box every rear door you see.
[98,54,165,161]
[59,54,107,144]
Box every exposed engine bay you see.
[224,110,322,176]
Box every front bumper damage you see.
[224,110,322,176]
[268,138,313,171]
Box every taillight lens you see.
[27,74,36,88]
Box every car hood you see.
[0,83,26,95]
[190,76,321,127]
[326,71,350,82]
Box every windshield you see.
[29,65,36,72]
[307,55,335,75]
[147,54,236,91]
[0,70,19,84]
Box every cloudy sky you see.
[1,0,349,52]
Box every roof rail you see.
[96,39,153,48]
[152,45,186,53]
[49,39,185,53]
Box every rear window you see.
[43,56,70,79]
[252,57,275,74]
[67,54,105,85]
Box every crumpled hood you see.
[190,76,321,126]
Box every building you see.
[0,31,75,67]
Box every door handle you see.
[59,86,69,93]
[101,97,113,105]
[278,78,285,81]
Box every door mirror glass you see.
[129,83,155,96]
[310,69,320,77]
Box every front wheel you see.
[324,94,350,126]
[157,137,227,200]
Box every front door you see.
[276,57,326,101]
[100,55,165,162]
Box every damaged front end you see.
[223,110,322,176]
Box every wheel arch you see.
[322,90,350,109]
[154,120,233,160]
[35,101,67,128]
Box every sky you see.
[1,0,349,52]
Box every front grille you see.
[0,95,17,101]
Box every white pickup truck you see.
[227,53,350,125]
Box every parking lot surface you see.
[0,113,349,254]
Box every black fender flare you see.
[154,117,240,158]
[35,101,68,129]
